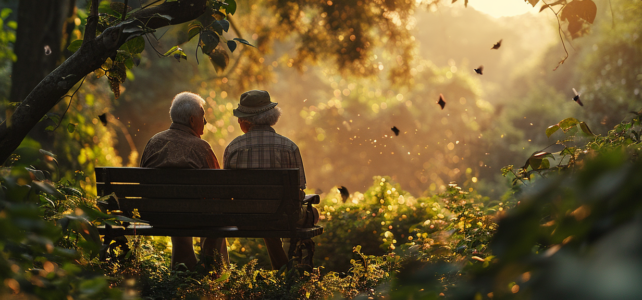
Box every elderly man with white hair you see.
[140,91,228,270]
[224,90,308,270]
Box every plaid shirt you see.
[223,125,306,189]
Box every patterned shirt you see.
[223,125,306,189]
[140,123,220,169]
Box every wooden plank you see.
[98,225,324,239]
[135,212,290,228]
[97,184,283,199]
[95,168,298,185]
[114,199,281,214]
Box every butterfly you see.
[572,88,584,107]
[437,94,446,110]
[474,65,484,75]
[98,113,108,126]
[338,186,349,203]
[491,39,502,49]
[391,126,400,136]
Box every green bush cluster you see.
[1,113,640,299]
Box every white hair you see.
[240,107,282,126]
[169,92,205,124]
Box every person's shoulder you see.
[224,134,247,151]
[146,129,172,143]
[274,131,300,149]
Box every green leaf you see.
[163,46,179,56]
[1,8,11,19]
[215,272,231,282]
[120,36,145,55]
[98,0,119,17]
[201,30,220,54]
[227,40,237,53]
[579,121,594,136]
[113,215,149,223]
[210,21,224,35]
[173,50,187,62]
[224,0,237,15]
[217,20,230,32]
[31,181,66,200]
[67,40,83,53]
[39,149,57,158]
[559,117,580,131]
[25,167,46,181]
[45,113,61,125]
[187,23,202,41]
[44,126,55,132]
[546,124,560,137]
[67,123,76,133]
[232,38,255,47]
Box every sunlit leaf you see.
[546,125,560,137]
[559,117,580,131]
[188,23,202,41]
[579,121,594,136]
[120,36,145,55]
[163,46,179,56]
[67,40,83,53]
[561,0,597,24]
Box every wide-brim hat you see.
[233,90,278,117]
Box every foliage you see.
[0,7,16,103]
[0,154,126,299]
[388,112,642,299]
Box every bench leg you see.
[287,238,315,271]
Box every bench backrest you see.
[95,167,301,232]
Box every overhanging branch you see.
[0,0,208,163]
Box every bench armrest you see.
[302,194,320,205]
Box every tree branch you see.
[542,0,569,71]
[83,0,99,45]
[0,0,208,163]
[122,0,129,21]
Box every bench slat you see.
[96,167,295,185]
[113,199,280,214]
[136,212,289,229]
[98,184,283,199]
[98,225,323,239]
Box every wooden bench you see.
[95,167,322,267]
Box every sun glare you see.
[467,0,539,18]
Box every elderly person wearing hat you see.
[223,90,307,270]
[140,91,229,271]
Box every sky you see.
[466,0,541,18]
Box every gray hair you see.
[240,107,282,126]
[169,92,205,124]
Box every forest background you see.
[0,0,641,298]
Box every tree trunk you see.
[9,0,73,103]
[9,0,75,151]
[0,0,207,164]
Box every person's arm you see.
[292,145,306,190]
